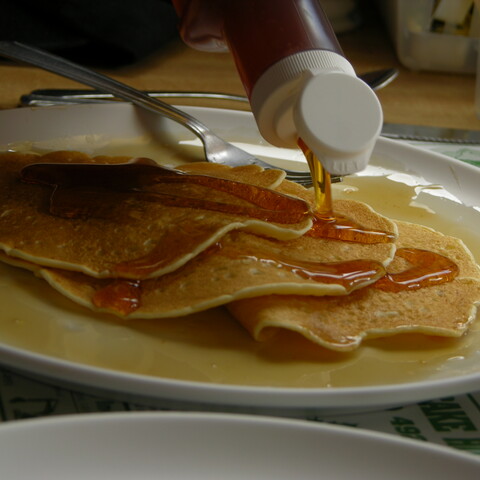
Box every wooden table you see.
[0,5,478,132]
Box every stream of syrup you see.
[298,138,396,244]
[296,138,458,294]
[20,152,459,315]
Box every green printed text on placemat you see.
[431,146,480,168]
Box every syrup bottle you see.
[172,0,383,176]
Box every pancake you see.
[0,250,40,273]
[0,151,313,280]
[4,195,394,317]
[3,151,477,352]
[228,221,480,351]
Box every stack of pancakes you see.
[1,151,479,351]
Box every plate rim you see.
[1,411,479,468]
[0,412,480,478]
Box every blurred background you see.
[0,0,479,131]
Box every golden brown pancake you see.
[228,220,480,351]
[0,152,313,280]
[2,152,477,353]
[0,250,40,273]
[8,196,394,317]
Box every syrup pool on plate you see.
[1,139,480,388]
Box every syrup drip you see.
[90,245,459,316]
[297,139,395,244]
[93,279,142,315]
[112,222,222,278]
[374,248,459,293]
[91,239,387,316]
[20,159,311,225]
[212,239,385,292]
[308,214,396,243]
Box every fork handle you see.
[0,41,212,141]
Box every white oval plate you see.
[0,412,479,479]
[0,103,479,414]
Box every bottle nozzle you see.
[250,50,383,176]
[294,71,383,176]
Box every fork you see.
[19,67,397,107]
[0,41,316,186]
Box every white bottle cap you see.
[250,50,383,175]
[294,71,383,175]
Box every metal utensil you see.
[0,41,316,186]
[381,122,480,144]
[18,68,398,107]
[20,89,252,107]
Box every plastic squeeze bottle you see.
[172,0,382,176]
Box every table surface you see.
[0,6,479,132]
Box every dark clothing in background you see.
[0,0,179,67]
